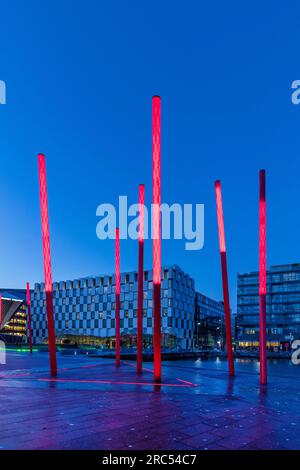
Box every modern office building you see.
[0,289,27,344]
[30,265,196,351]
[236,263,300,352]
[194,293,225,350]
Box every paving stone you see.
[1,353,300,450]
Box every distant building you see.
[233,313,239,343]
[0,289,27,344]
[194,293,225,350]
[236,263,300,352]
[29,264,225,352]
[31,265,195,351]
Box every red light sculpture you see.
[26,282,33,354]
[259,169,267,384]
[38,153,57,377]
[215,180,234,376]
[137,184,145,373]
[115,227,121,367]
[0,294,2,325]
[152,95,162,383]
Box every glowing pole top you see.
[26,282,31,306]
[152,95,162,383]
[115,228,120,295]
[259,170,266,295]
[138,184,145,243]
[215,180,226,253]
[38,153,53,293]
[152,95,161,284]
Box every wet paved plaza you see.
[0,352,300,450]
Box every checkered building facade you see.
[30,265,195,350]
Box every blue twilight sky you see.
[0,1,300,310]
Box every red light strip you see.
[26,282,33,354]
[124,360,153,374]
[175,378,195,386]
[259,169,267,384]
[115,227,121,367]
[0,294,2,325]
[38,378,195,388]
[124,360,195,386]
[214,180,234,376]
[37,154,57,377]
[137,184,145,374]
[152,95,162,383]
[138,184,145,243]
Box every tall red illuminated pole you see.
[0,294,2,326]
[137,184,145,374]
[152,95,162,383]
[26,282,33,353]
[259,169,267,384]
[115,227,121,367]
[215,180,234,376]
[38,153,57,377]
